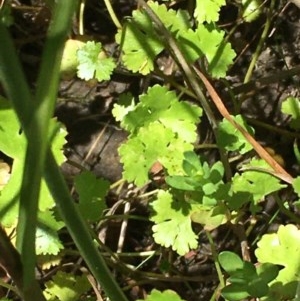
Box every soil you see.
[1,0,300,300]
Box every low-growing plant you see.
[0,0,300,301]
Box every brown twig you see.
[193,67,294,184]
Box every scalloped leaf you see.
[36,211,64,255]
[194,0,226,23]
[217,114,254,154]
[44,271,91,301]
[74,171,109,222]
[138,289,186,301]
[179,25,236,78]
[255,224,300,300]
[150,190,198,255]
[116,2,189,75]
[0,97,66,226]
[114,85,201,186]
[77,41,116,81]
[228,159,285,212]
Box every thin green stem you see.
[44,151,128,301]
[0,22,45,301]
[0,6,129,301]
[14,2,78,299]
[79,0,85,35]
[103,0,122,30]
[243,0,275,84]
[206,231,225,288]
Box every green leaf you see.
[219,252,276,300]
[191,204,227,230]
[134,1,190,34]
[256,263,279,285]
[115,85,201,186]
[181,151,203,176]
[194,0,226,23]
[138,289,186,301]
[293,176,300,197]
[179,25,236,78]
[44,271,91,301]
[242,0,262,22]
[281,97,300,129]
[116,2,189,75]
[60,39,85,80]
[0,3,14,27]
[0,97,67,226]
[77,41,116,81]
[150,190,198,255]
[36,211,64,255]
[255,224,300,299]
[122,85,201,141]
[221,284,250,301]
[166,152,225,200]
[228,159,285,211]
[112,93,135,122]
[0,96,25,158]
[74,171,110,222]
[219,251,244,274]
[116,20,163,75]
[217,115,254,154]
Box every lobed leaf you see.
[194,0,226,23]
[228,158,285,212]
[44,271,91,301]
[179,25,236,78]
[116,85,201,186]
[36,211,64,255]
[74,171,109,222]
[138,289,186,301]
[217,114,254,154]
[150,190,198,255]
[255,224,300,300]
[77,41,116,81]
[0,97,67,226]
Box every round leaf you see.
[218,251,244,273]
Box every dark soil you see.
[1,0,300,300]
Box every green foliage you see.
[180,24,236,78]
[116,1,189,74]
[36,211,64,255]
[74,171,110,222]
[293,176,300,197]
[138,289,186,301]
[117,1,235,78]
[2,0,300,299]
[113,85,202,186]
[219,251,278,300]
[227,159,285,211]
[242,0,262,22]
[150,152,229,254]
[194,0,226,23]
[0,3,14,27]
[77,41,116,81]
[217,115,254,154]
[255,224,300,300]
[150,189,199,255]
[166,151,224,196]
[0,97,66,228]
[60,39,85,80]
[44,271,91,301]
[281,96,300,129]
